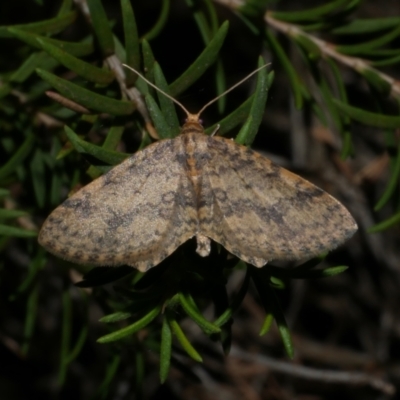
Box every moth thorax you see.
[181,121,204,135]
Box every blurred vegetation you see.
[1,0,399,399]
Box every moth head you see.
[185,113,202,125]
[181,113,204,135]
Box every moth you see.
[38,65,357,272]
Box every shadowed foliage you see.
[0,0,399,399]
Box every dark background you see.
[1,1,400,399]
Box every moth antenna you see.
[123,64,191,118]
[196,63,269,117]
[123,63,269,122]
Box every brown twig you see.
[264,13,400,99]
[70,0,159,139]
[230,347,395,395]
[45,91,91,114]
[213,0,400,99]
[104,55,160,140]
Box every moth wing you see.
[39,138,197,272]
[201,136,357,267]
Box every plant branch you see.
[72,0,158,138]
[230,347,396,396]
[213,0,400,99]
[264,13,400,99]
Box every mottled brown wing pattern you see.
[38,139,198,272]
[201,136,357,267]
